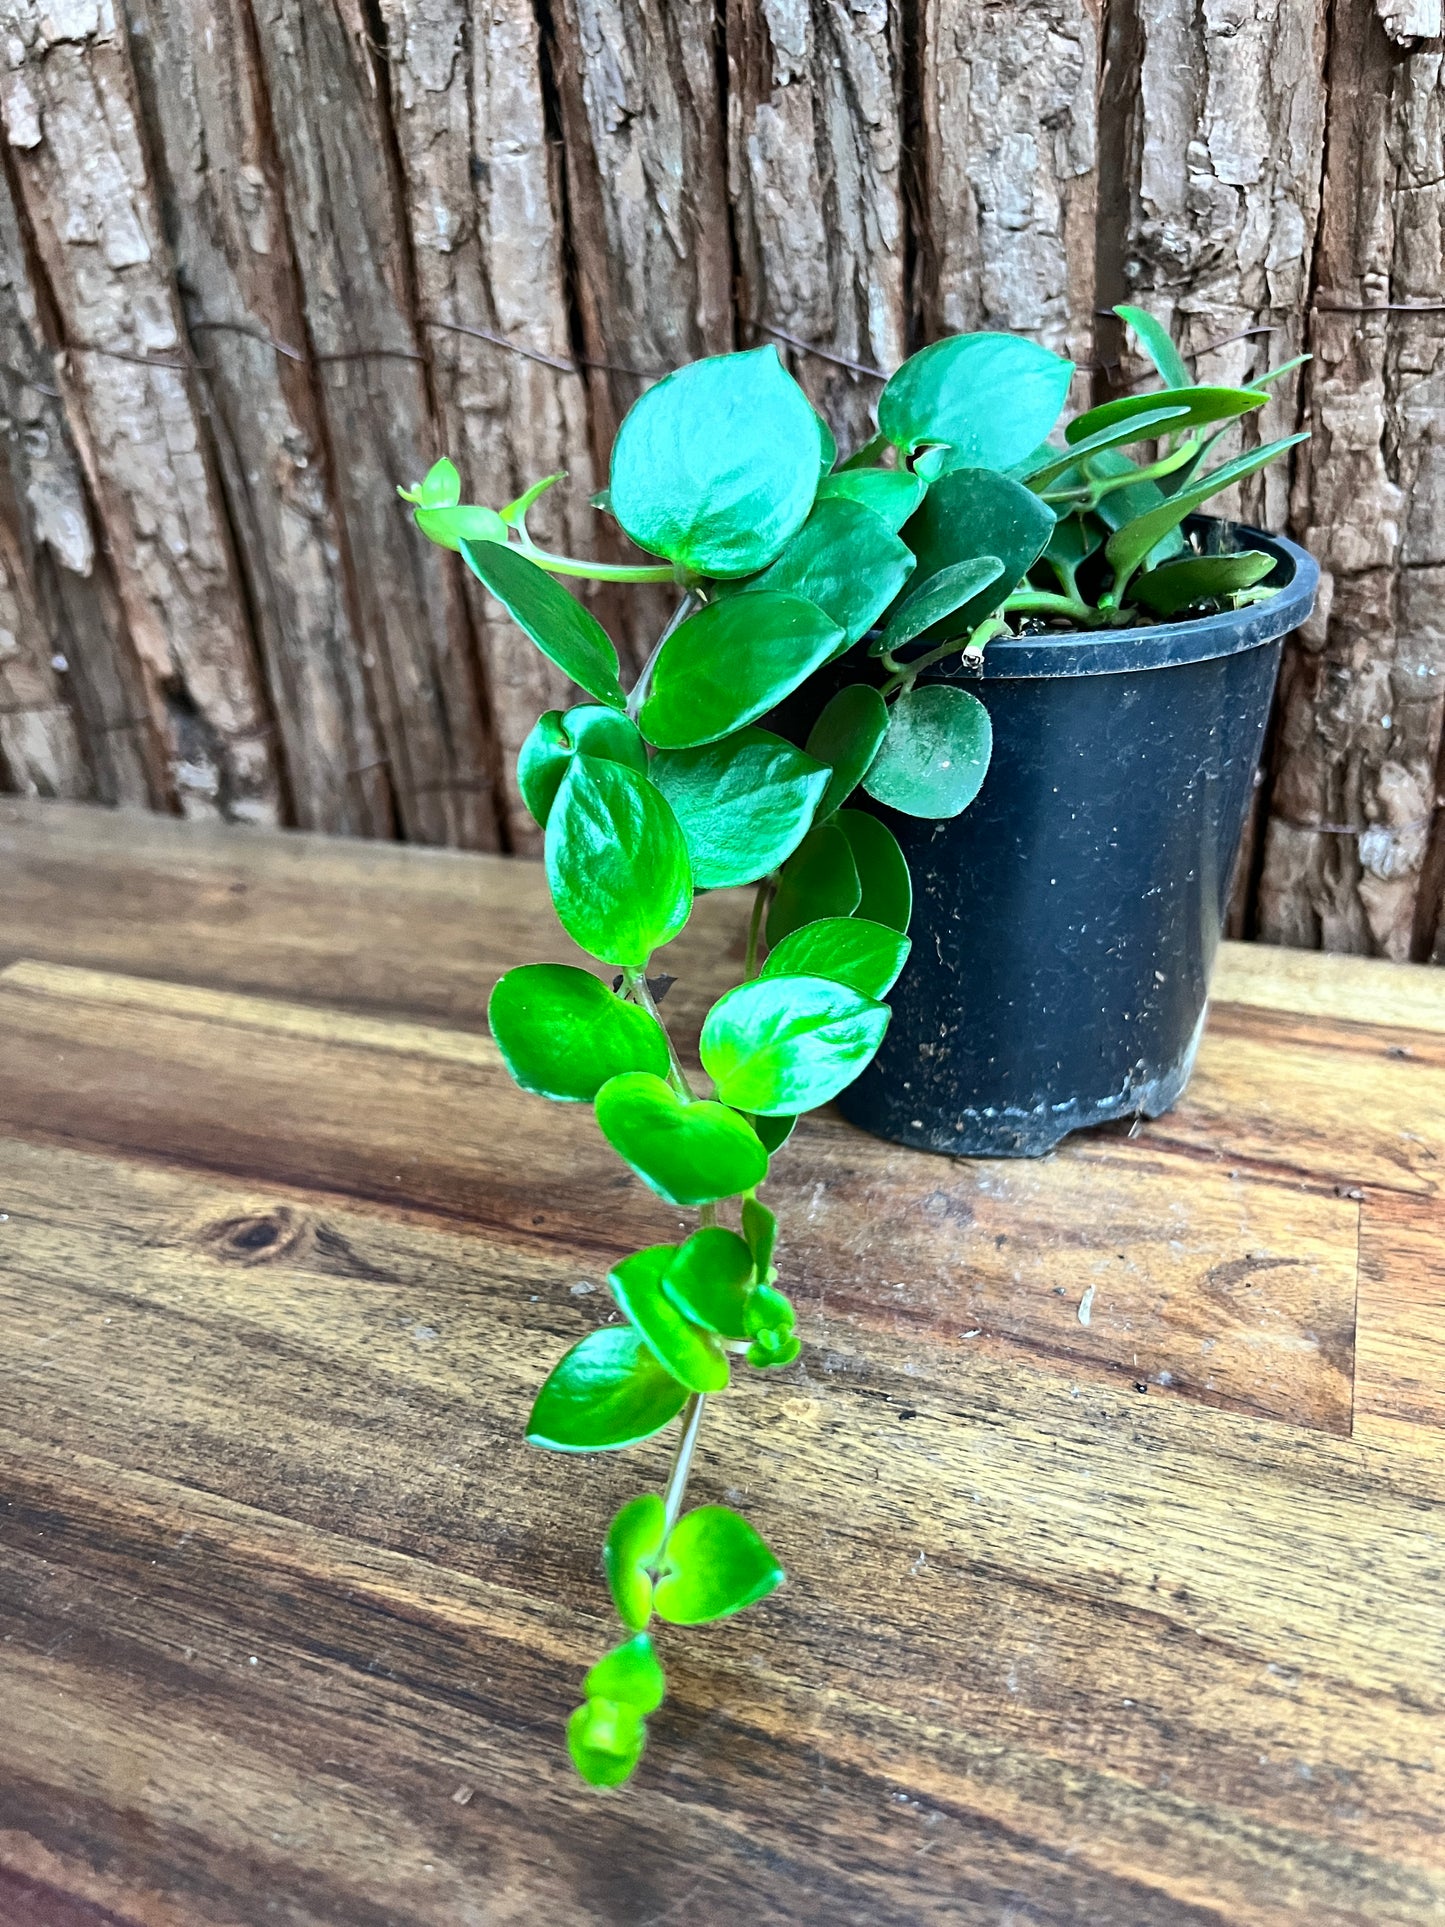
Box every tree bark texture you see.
[0,0,1441,953]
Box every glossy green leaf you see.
[814,408,837,476]
[1114,304,1192,392]
[815,465,926,534]
[747,1331,801,1371]
[565,704,648,769]
[1045,512,1104,575]
[517,710,572,827]
[762,917,910,999]
[733,498,915,648]
[700,975,889,1115]
[754,1112,797,1155]
[661,1226,755,1340]
[1246,353,1310,392]
[650,728,829,889]
[462,540,626,709]
[765,822,861,946]
[609,1244,730,1393]
[839,430,891,471]
[805,685,888,818]
[608,347,824,577]
[545,756,692,968]
[567,1697,646,1786]
[526,1327,690,1453]
[639,593,843,749]
[878,333,1074,467]
[595,1072,769,1208]
[1081,450,1189,563]
[499,469,563,530]
[875,556,1005,654]
[863,684,993,819]
[1018,407,1190,490]
[652,1505,785,1625]
[585,1634,666,1715]
[1127,550,1277,616]
[744,1281,796,1341]
[741,1197,778,1276]
[488,963,670,1102]
[1067,386,1264,449]
[397,456,460,508]
[901,468,1055,641]
[836,809,911,932]
[603,1492,668,1631]
[415,503,508,552]
[1104,434,1308,595]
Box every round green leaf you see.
[836,809,911,932]
[762,917,910,999]
[608,347,824,577]
[1127,550,1277,617]
[567,1698,647,1786]
[652,1505,784,1625]
[700,974,889,1115]
[733,498,915,648]
[864,685,993,819]
[595,1072,769,1208]
[875,556,1005,655]
[661,1226,755,1339]
[608,1244,730,1394]
[488,963,671,1101]
[415,502,508,552]
[901,467,1056,641]
[741,1197,778,1276]
[650,728,829,889]
[604,1491,668,1630]
[584,1634,666,1714]
[766,821,861,947]
[639,593,843,750]
[461,539,627,709]
[815,466,925,533]
[526,1326,690,1453]
[565,704,648,770]
[544,756,692,968]
[879,333,1074,466]
[805,684,889,818]
[517,710,571,827]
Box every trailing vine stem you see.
[662,1393,707,1538]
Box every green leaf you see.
[652,1506,785,1625]
[1104,433,1308,596]
[744,1281,795,1341]
[1018,406,1191,489]
[805,685,889,818]
[875,556,1005,654]
[878,333,1074,466]
[609,1244,730,1393]
[762,917,910,999]
[595,1073,769,1207]
[414,502,508,552]
[609,346,824,577]
[1127,549,1277,616]
[732,498,915,648]
[815,466,926,533]
[741,1197,778,1276]
[517,710,572,827]
[567,1697,647,1786]
[1114,303,1192,392]
[661,1226,755,1339]
[754,1112,797,1154]
[766,821,861,946]
[488,963,670,1101]
[639,594,843,749]
[462,540,627,708]
[585,1634,666,1714]
[1045,512,1104,574]
[839,430,891,471]
[836,809,911,932]
[901,468,1056,641]
[565,704,648,769]
[400,456,460,507]
[545,756,692,968]
[1081,449,1189,562]
[1246,353,1310,392]
[526,1327,689,1453]
[700,975,889,1115]
[499,469,564,529]
[1066,385,1265,449]
[650,728,829,889]
[603,1492,668,1630]
[747,1331,801,1371]
[863,684,993,819]
[814,408,837,476]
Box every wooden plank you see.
[0,0,282,824]
[1356,1192,1445,1435]
[1212,940,1445,1034]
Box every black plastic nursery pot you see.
[836,518,1320,1158]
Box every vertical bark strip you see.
[0,0,281,822]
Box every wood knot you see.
[203,1207,309,1265]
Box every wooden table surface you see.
[0,798,1442,1927]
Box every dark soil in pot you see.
[833,517,1320,1158]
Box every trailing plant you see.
[401,309,1303,1786]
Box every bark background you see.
[1,0,1442,954]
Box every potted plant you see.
[400,309,1315,1784]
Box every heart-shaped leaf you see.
[804,684,888,818]
[415,503,508,552]
[836,809,911,931]
[661,1226,755,1339]
[741,1197,778,1275]
[701,974,889,1115]
[639,593,843,749]
[517,705,648,828]
[1114,304,1192,391]
[864,684,993,819]
[875,555,1005,654]
[603,1492,668,1630]
[1067,385,1265,449]
[650,728,829,889]
[732,497,915,647]
[567,1696,647,1786]
[815,466,925,533]
[609,1244,730,1393]
[1105,433,1308,597]
[652,1505,784,1625]
[462,540,627,709]
[879,333,1074,466]
[609,346,824,577]
[545,756,692,967]
[755,1112,797,1154]
[526,1326,690,1452]
[595,1072,769,1207]
[766,821,861,946]
[1127,549,1277,616]
[397,456,461,508]
[901,468,1055,641]
[762,917,910,999]
[584,1634,666,1714]
[489,963,671,1101]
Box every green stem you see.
[622,965,693,1097]
[520,545,677,585]
[744,879,770,980]
[879,615,1010,697]
[661,1393,706,1539]
[627,591,699,721]
[1003,589,1096,623]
